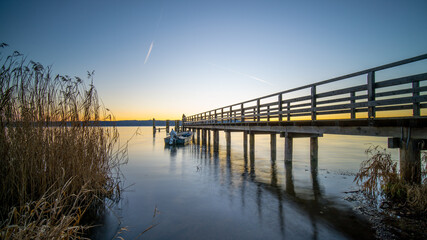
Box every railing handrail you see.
[186,53,427,118]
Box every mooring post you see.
[285,136,293,162]
[271,133,277,160]
[310,137,318,171]
[249,133,255,160]
[153,118,156,134]
[166,120,170,133]
[225,131,231,153]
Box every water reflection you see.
[186,140,375,240]
[93,128,384,239]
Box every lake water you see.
[91,126,398,239]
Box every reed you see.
[0,44,127,239]
[355,146,427,213]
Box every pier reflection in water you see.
[92,127,395,239]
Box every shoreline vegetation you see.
[354,146,427,239]
[0,44,127,239]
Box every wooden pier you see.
[183,54,427,183]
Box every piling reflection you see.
[182,140,375,240]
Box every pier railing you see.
[185,54,427,125]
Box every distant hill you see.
[99,120,179,127]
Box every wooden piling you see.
[310,137,318,171]
[285,136,293,162]
[243,132,248,158]
[213,130,219,151]
[399,139,421,184]
[202,129,207,146]
[166,120,170,133]
[270,133,276,160]
[152,118,156,134]
[226,131,231,152]
[196,129,200,146]
[249,133,255,160]
[208,130,211,146]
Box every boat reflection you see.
[165,140,376,239]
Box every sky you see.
[1,0,426,120]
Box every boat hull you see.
[164,131,193,145]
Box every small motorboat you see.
[164,131,193,145]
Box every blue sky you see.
[1,0,426,119]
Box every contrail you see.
[210,63,272,86]
[144,41,154,64]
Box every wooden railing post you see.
[413,81,420,116]
[253,107,256,121]
[267,106,270,122]
[278,94,283,121]
[221,108,224,123]
[241,103,245,123]
[229,106,232,123]
[311,86,317,120]
[287,102,291,121]
[350,91,356,119]
[257,99,260,122]
[368,71,376,118]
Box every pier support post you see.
[208,130,211,147]
[213,130,219,152]
[250,133,255,160]
[388,134,425,184]
[196,129,200,146]
[243,132,248,158]
[192,128,195,142]
[271,133,277,160]
[202,129,207,146]
[285,137,293,162]
[310,137,318,171]
[225,131,231,153]
[399,139,421,184]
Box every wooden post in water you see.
[270,133,276,160]
[389,131,424,184]
[285,136,293,162]
[208,130,211,146]
[202,129,207,146]
[249,133,255,160]
[192,128,195,142]
[225,131,231,153]
[152,118,156,134]
[166,120,170,133]
[310,137,318,171]
[399,138,421,184]
[243,132,248,159]
[213,130,219,152]
[196,129,200,146]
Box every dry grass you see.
[0,44,127,238]
[355,145,427,213]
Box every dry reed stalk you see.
[0,44,127,238]
[355,145,427,213]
